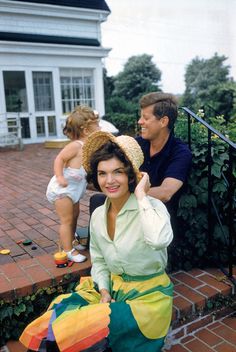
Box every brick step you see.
[44,139,69,149]
[0,251,92,301]
[1,259,234,308]
[171,268,235,328]
[165,305,236,349]
[163,312,236,351]
[164,268,236,351]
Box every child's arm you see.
[54,142,80,187]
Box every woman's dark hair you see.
[86,141,137,192]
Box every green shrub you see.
[105,112,138,135]
[0,277,79,346]
[167,112,236,271]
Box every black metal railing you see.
[181,107,236,284]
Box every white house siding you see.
[0,0,110,145]
[0,1,104,40]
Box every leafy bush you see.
[105,96,137,115]
[0,278,78,346]
[167,112,236,271]
[105,112,138,136]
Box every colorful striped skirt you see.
[20,271,173,352]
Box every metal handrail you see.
[180,107,236,284]
[182,107,236,149]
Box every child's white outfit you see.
[46,166,87,204]
[46,140,87,204]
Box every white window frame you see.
[33,71,55,112]
[60,68,95,114]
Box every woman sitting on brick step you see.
[20,131,173,352]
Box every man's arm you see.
[147,177,183,203]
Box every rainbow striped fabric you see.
[20,272,173,352]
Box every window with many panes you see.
[60,68,95,114]
[33,72,55,111]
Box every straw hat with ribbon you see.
[82,131,144,183]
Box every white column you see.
[0,69,6,116]
[94,63,105,117]
[25,68,37,141]
[53,67,64,138]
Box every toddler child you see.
[46,105,100,262]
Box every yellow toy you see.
[54,243,68,267]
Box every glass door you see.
[3,70,31,139]
[35,115,57,138]
[33,71,57,139]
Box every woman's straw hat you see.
[82,131,144,182]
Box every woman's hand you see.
[134,172,151,200]
[100,289,115,303]
[56,175,68,187]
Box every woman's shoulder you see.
[91,202,106,219]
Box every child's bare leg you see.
[55,198,86,262]
[55,197,74,252]
[72,202,86,250]
[72,202,80,235]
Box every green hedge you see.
[0,275,79,346]
[167,113,236,271]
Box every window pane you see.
[3,71,28,112]
[36,116,45,136]
[61,85,71,100]
[21,118,31,138]
[48,116,56,136]
[33,72,55,111]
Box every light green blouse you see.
[90,193,173,291]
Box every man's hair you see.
[87,141,137,192]
[139,92,178,130]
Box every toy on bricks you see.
[0,249,11,255]
[23,239,32,246]
[54,242,68,268]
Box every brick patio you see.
[0,144,235,352]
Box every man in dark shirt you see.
[137,92,192,218]
[86,92,191,245]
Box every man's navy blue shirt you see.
[136,133,192,216]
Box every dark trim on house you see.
[8,0,110,12]
[0,32,100,46]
